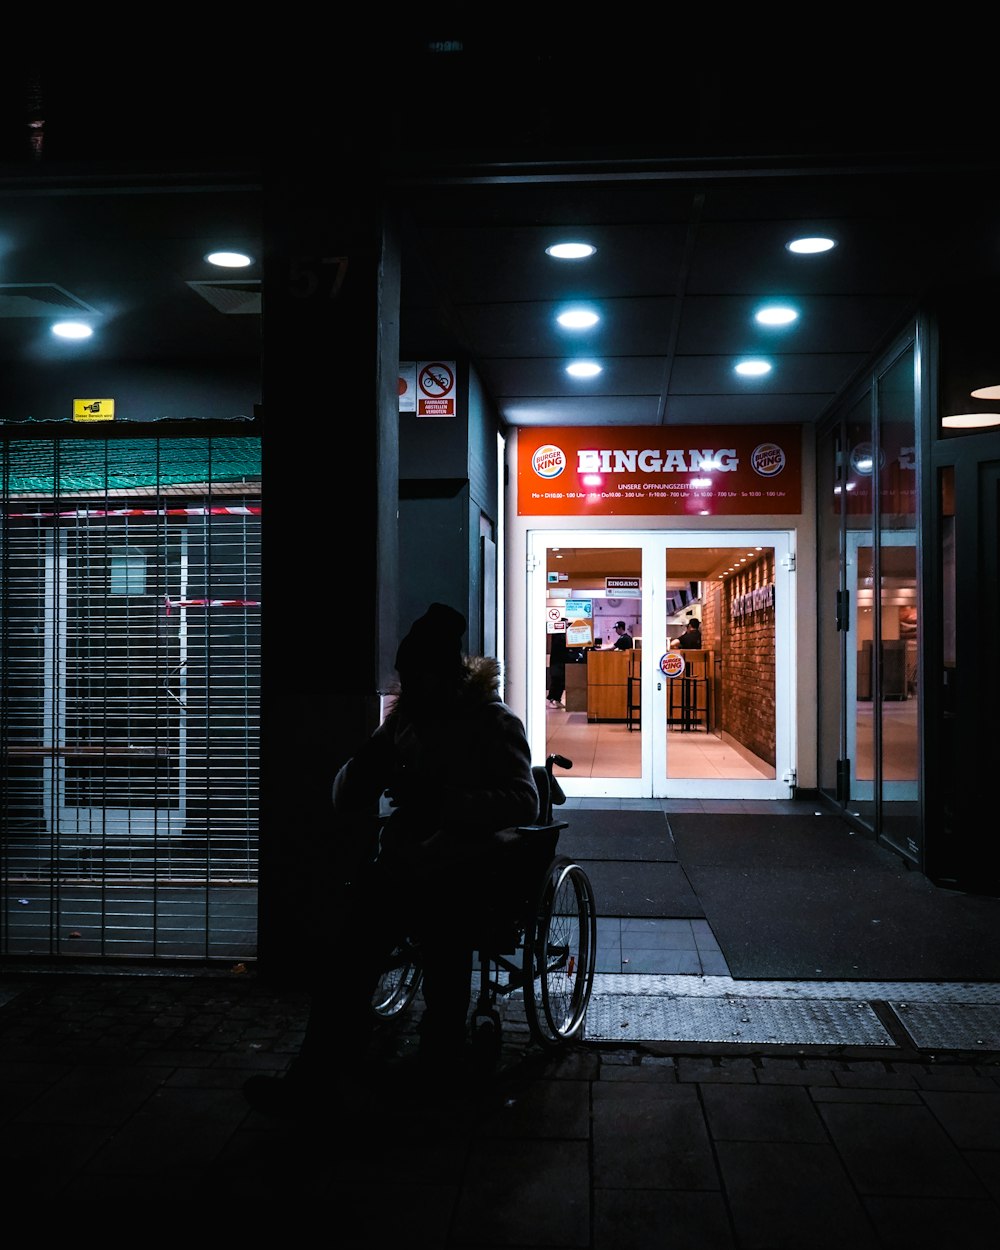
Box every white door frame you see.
[844,528,918,803]
[527,528,797,800]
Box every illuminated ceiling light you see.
[755,304,799,326]
[942,412,1000,428]
[51,321,93,339]
[557,307,600,329]
[735,359,772,377]
[545,241,596,260]
[786,236,836,254]
[971,384,1000,399]
[205,250,253,268]
[566,361,602,378]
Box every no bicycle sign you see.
[417,361,456,418]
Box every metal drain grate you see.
[888,1002,1000,1050]
[585,993,895,1045]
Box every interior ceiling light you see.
[566,361,602,378]
[755,304,798,326]
[971,384,1000,400]
[205,250,253,268]
[942,413,1000,428]
[786,236,836,254]
[735,359,772,377]
[51,321,93,339]
[557,308,600,329]
[546,242,596,260]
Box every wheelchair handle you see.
[545,753,572,809]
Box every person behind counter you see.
[612,620,634,650]
[678,618,702,649]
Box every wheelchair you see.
[371,753,597,1052]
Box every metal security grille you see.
[0,435,261,963]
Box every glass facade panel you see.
[817,334,920,863]
[877,351,920,859]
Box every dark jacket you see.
[332,655,539,866]
[678,628,702,649]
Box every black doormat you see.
[557,807,676,863]
[669,814,1000,981]
[578,860,704,918]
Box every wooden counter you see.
[565,658,589,712]
[587,647,637,721]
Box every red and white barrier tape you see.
[5,506,261,519]
[165,597,261,614]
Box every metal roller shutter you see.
[1,435,261,963]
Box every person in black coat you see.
[547,625,568,706]
[243,603,539,1117]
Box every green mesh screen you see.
[1,436,261,495]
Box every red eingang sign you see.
[517,425,801,516]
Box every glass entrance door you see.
[845,530,919,816]
[529,530,796,799]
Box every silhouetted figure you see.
[244,602,538,1117]
[612,620,633,650]
[678,619,702,649]
[547,626,568,707]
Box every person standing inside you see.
[611,620,634,650]
[678,618,702,649]
[547,623,568,708]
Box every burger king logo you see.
[532,444,567,479]
[661,652,686,678]
[751,442,786,478]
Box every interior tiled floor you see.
[544,706,773,780]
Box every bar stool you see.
[626,653,641,731]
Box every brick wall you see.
[718,551,776,766]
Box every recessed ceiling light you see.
[546,242,596,260]
[734,359,772,377]
[786,236,836,255]
[51,321,93,339]
[970,384,1000,400]
[566,361,602,378]
[942,413,1000,428]
[755,304,799,326]
[557,308,600,329]
[205,250,253,268]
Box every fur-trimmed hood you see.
[384,653,503,722]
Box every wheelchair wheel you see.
[523,857,596,1047]
[371,940,423,1019]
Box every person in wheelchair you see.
[244,602,539,1116]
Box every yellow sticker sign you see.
[74,398,115,422]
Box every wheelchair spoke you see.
[524,857,596,1047]
[371,941,423,1019]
